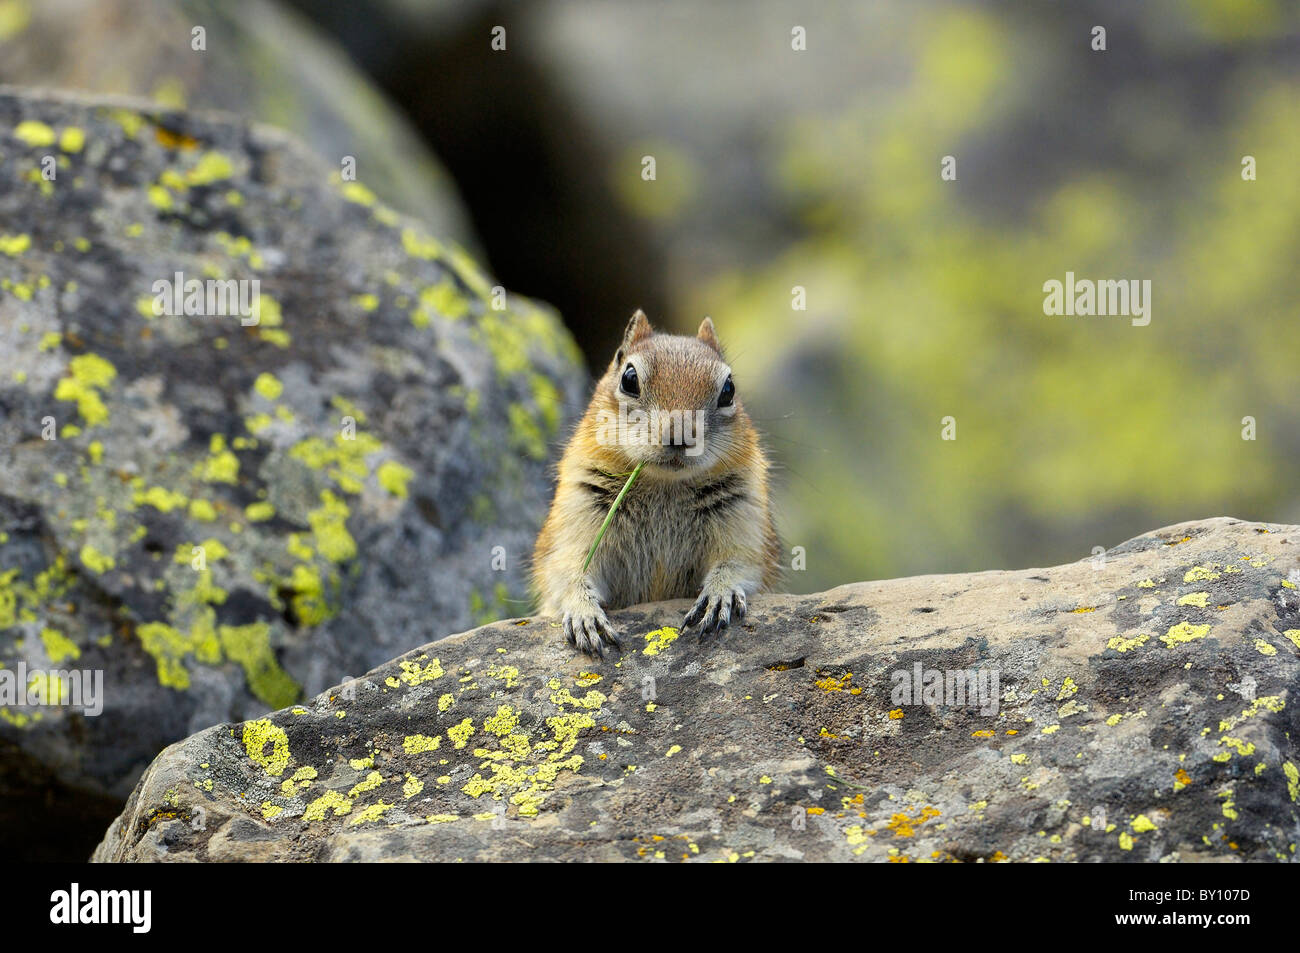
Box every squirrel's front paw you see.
[683,580,747,635]
[561,599,620,658]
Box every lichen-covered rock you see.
[0,89,585,858]
[0,0,472,245]
[94,518,1300,862]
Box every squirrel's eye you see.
[718,374,735,408]
[620,363,640,397]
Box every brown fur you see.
[532,311,781,654]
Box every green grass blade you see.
[582,461,644,573]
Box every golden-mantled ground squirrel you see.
[532,310,782,655]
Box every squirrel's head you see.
[591,310,746,478]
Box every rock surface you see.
[95,517,1300,862]
[0,88,585,858]
[0,0,473,245]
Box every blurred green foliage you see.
[687,6,1299,590]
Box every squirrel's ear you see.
[621,309,653,352]
[696,316,721,352]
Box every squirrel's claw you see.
[563,607,619,657]
[684,584,747,636]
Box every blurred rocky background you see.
[274,0,1300,588]
[4,0,1297,591]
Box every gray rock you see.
[94,517,1300,862]
[0,88,585,857]
[0,0,473,245]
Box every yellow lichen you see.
[14,120,56,147]
[245,502,275,522]
[549,684,606,709]
[1107,633,1150,653]
[303,790,352,821]
[1160,621,1210,648]
[40,627,80,663]
[0,233,31,256]
[253,372,283,401]
[1218,695,1284,733]
[484,705,519,737]
[642,626,679,656]
[79,544,114,575]
[376,460,414,498]
[485,664,520,688]
[447,718,475,749]
[347,771,384,798]
[388,657,444,687]
[403,734,442,755]
[242,718,290,777]
[1183,564,1222,582]
[59,126,85,153]
[280,766,317,796]
[54,354,117,427]
[187,151,234,186]
[196,434,240,484]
